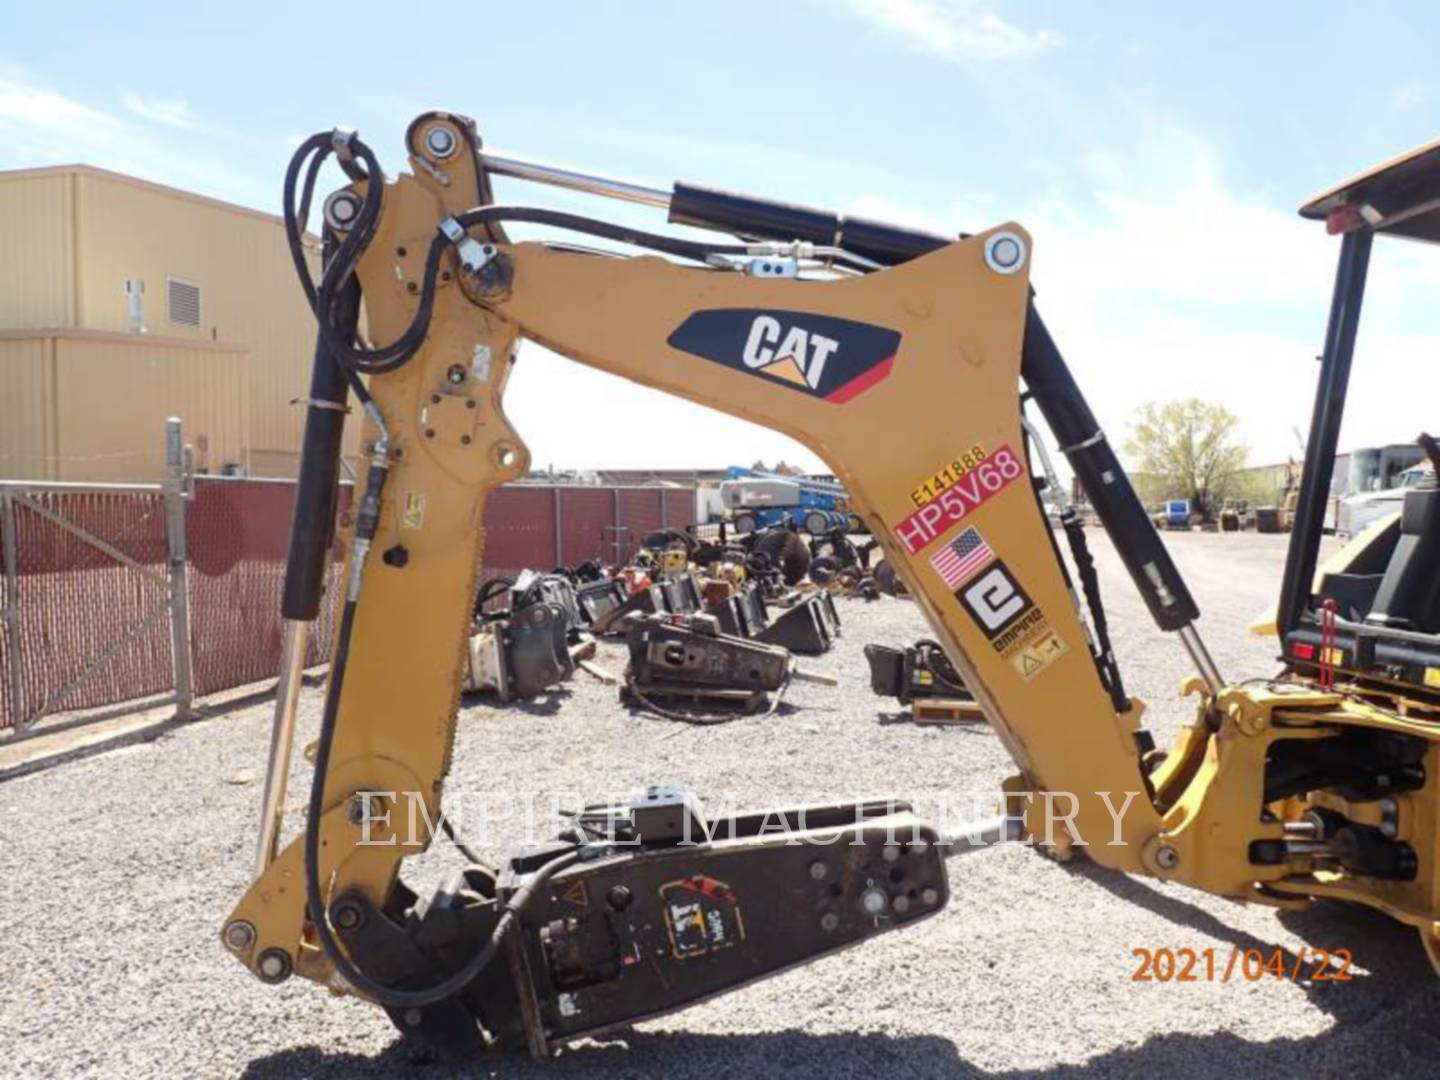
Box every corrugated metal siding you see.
[0,173,74,329]
[483,487,558,575]
[51,336,249,480]
[558,487,613,566]
[71,171,343,475]
[0,338,56,479]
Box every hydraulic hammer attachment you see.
[334,790,947,1061]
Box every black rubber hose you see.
[302,590,580,1007]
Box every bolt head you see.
[404,1007,423,1027]
[223,920,256,951]
[921,887,941,906]
[322,191,361,232]
[860,887,888,916]
[607,885,633,911]
[881,845,901,863]
[1156,844,1180,869]
[809,860,830,881]
[256,948,292,983]
[820,912,840,931]
[893,894,912,914]
[424,126,457,158]
[983,230,1027,275]
[332,901,364,932]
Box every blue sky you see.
[3,1,1437,471]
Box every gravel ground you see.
[4,531,1440,1079]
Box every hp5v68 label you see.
[893,446,1025,554]
[667,309,900,403]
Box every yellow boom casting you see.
[224,113,1440,1059]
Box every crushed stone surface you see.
[3,530,1438,1078]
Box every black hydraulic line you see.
[281,235,358,621]
[1018,304,1200,633]
[913,640,969,698]
[282,132,440,375]
[1062,514,1128,709]
[455,205,754,263]
[1021,424,1127,710]
[669,181,954,266]
[1276,229,1373,638]
[303,529,581,1006]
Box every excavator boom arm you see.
[222,112,1440,1060]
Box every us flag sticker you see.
[930,527,994,588]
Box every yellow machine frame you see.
[226,114,1440,1005]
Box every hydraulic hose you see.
[303,559,581,1007]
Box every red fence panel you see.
[616,488,664,559]
[9,490,174,725]
[1,479,700,729]
[481,487,556,580]
[662,488,697,530]
[186,478,351,697]
[557,487,613,567]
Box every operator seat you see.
[1365,444,1440,634]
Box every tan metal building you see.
[0,164,351,480]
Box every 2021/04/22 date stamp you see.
[1130,946,1353,983]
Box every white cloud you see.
[849,123,1439,471]
[0,75,110,127]
[120,92,200,130]
[0,69,265,209]
[1393,81,1438,111]
[822,0,1062,62]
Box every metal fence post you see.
[1,490,24,728]
[164,418,197,720]
[659,487,667,529]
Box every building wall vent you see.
[124,277,147,333]
[167,277,201,328]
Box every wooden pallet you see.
[910,696,985,726]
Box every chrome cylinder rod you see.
[941,814,1024,858]
[254,619,311,875]
[1178,624,1225,695]
[478,150,671,210]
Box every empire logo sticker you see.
[667,309,901,403]
[894,446,1025,554]
[957,560,1068,681]
[958,561,1033,637]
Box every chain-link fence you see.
[1,436,697,736]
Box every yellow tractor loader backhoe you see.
[224,114,1440,1060]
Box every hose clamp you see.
[290,396,350,414]
[1058,430,1106,454]
[439,217,497,277]
[331,128,358,167]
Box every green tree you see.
[1125,399,1249,520]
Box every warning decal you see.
[660,875,745,959]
